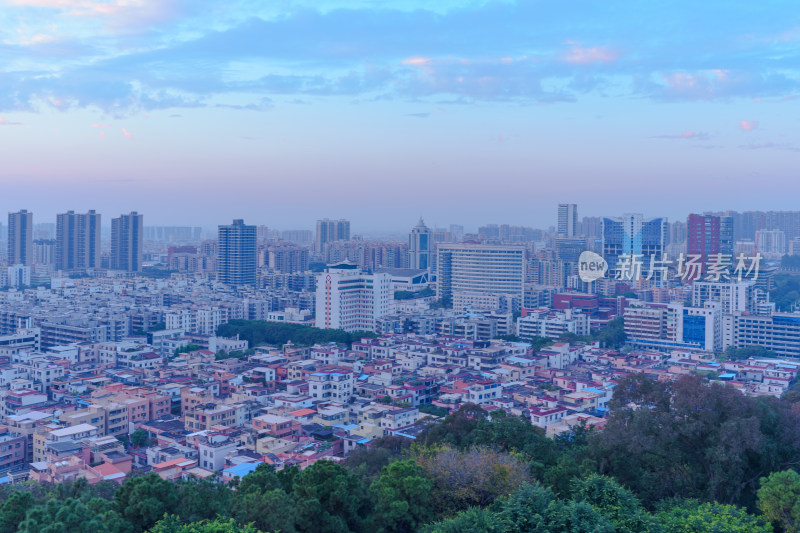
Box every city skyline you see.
[1,1,800,228]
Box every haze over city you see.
[2,0,800,228]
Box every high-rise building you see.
[8,210,33,266]
[315,219,350,254]
[449,224,464,242]
[315,262,391,332]
[436,243,525,311]
[602,214,668,282]
[408,218,432,270]
[55,210,101,271]
[111,212,143,272]
[686,214,733,272]
[756,229,786,257]
[557,204,578,237]
[33,240,56,267]
[218,219,257,286]
[265,243,309,273]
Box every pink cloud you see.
[652,131,711,140]
[740,119,759,131]
[7,0,182,34]
[121,128,134,139]
[98,131,106,139]
[402,56,435,74]
[0,118,23,126]
[564,45,619,65]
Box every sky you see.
[2,0,800,233]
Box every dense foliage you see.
[770,273,800,311]
[0,374,798,531]
[216,320,376,347]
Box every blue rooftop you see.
[222,462,261,479]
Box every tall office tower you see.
[436,243,526,311]
[315,218,350,254]
[55,210,101,271]
[408,218,433,270]
[602,214,668,282]
[686,214,733,272]
[8,210,33,266]
[557,204,578,237]
[315,262,391,332]
[218,219,257,286]
[111,212,143,272]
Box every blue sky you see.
[2,0,800,232]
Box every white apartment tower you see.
[436,243,525,311]
[315,262,391,332]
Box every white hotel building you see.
[315,262,391,332]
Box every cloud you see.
[2,1,800,111]
[6,0,186,34]
[739,141,800,152]
[740,119,759,131]
[90,123,111,127]
[563,45,619,65]
[98,131,106,139]
[121,127,134,139]
[652,131,711,140]
[0,117,23,125]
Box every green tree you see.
[421,507,502,533]
[114,473,180,532]
[131,428,151,448]
[543,500,617,533]
[0,491,33,533]
[149,515,265,533]
[176,478,233,524]
[18,497,130,533]
[230,489,297,533]
[570,475,653,533]
[656,501,772,532]
[493,483,554,532]
[368,460,434,533]
[292,460,369,533]
[758,470,800,532]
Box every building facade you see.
[408,218,432,271]
[111,212,143,272]
[315,263,391,332]
[8,210,33,266]
[218,219,257,286]
[436,244,525,310]
[56,210,101,271]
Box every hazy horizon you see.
[2,1,799,230]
